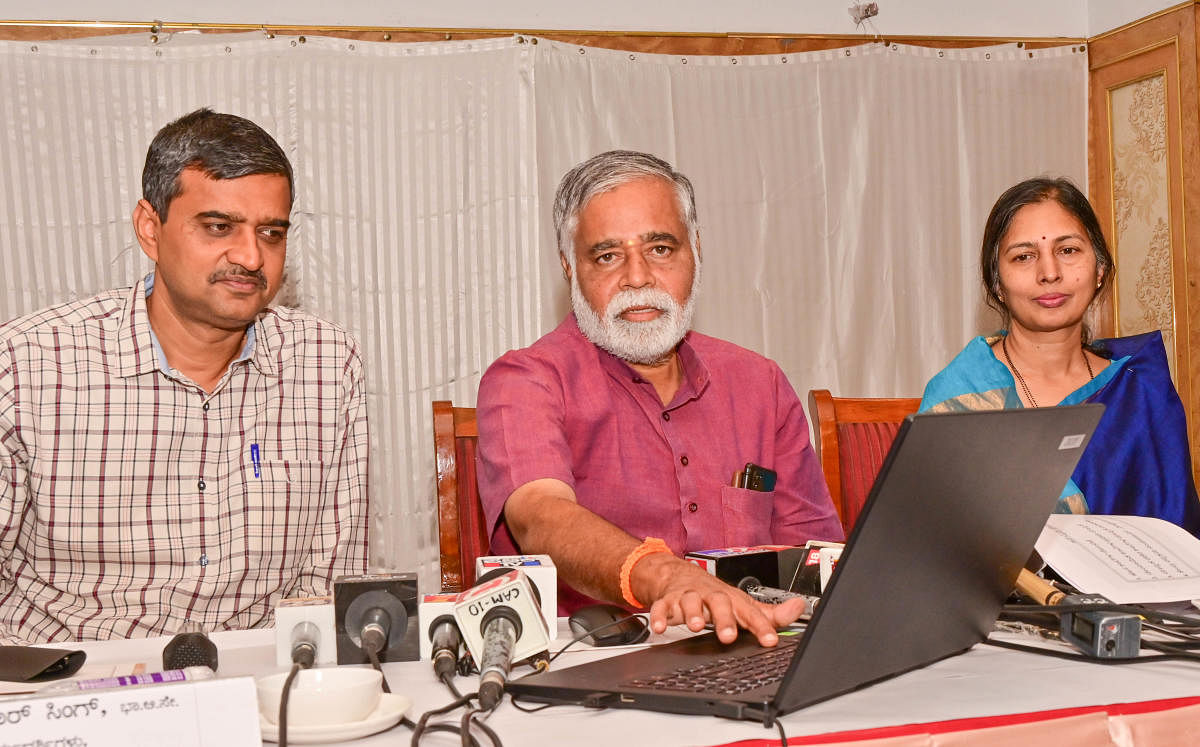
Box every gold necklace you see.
[1001,335,1095,408]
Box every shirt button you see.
[197,480,206,491]
[199,554,209,567]
[680,455,689,466]
[202,402,210,412]
[687,502,699,513]
[662,412,671,422]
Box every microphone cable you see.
[277,637,315,747]
[408,690,503,747]
[985,636,1200,664]
[996,601,1200,663]
[460,707,502,747]
[278,662,303,747]
[363,643,393,694]
[510,613,649,714]
[440,669,465,699]
[545,613,649,664]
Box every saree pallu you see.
[920,331,1200,537]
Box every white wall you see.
[1088,0,1178,36]
[0,0,1093,37]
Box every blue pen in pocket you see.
[250,443,261,478]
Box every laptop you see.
[507,404,1105,725]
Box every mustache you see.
[607,288,676,320]
[208,265,267,288]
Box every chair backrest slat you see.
[807,389,921,533]
[433,400,486,593]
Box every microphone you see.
[289,621,320,668]
[453,568,550,710]
[474,554,559,639]
[333,573,420,664]
[685,545,805,589]
[736,577,819,619]
[274,595,338,667]
[427,614,463,679]
[686,542,843,596]
[477,607,520,709]
[162,631,218,672]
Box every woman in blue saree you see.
[920,177,1200,536]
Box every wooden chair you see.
[807,389,922,534]
[432,400,488,593]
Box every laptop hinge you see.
[712,700,774,724]
[581,692,621,709]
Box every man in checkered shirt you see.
[0,109,369,644]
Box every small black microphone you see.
[162,631,219,672]
[428,614,463,679]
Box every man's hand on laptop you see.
[635,554,806,647]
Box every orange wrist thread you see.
[619,537,672,609]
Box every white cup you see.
[256,667,382,727]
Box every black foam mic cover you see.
[162,631,219,671]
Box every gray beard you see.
[571,273,699,366]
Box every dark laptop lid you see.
[507,405,1105,721]
[773,404,1104,713]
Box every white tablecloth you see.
[25,622,1200,746]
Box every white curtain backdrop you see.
[0,33,1086,586]
[532,39,1088,397]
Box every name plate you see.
[0,676,261,746]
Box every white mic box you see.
[274,595,338,666]
[455,569,550,663]
[418,592,460,660]
[475,554,558,640]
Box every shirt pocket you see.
[719,485,776,547]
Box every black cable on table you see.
[365,644,392,694]
[278,661,303,747]
[459,707,477,747]
[985,636,1200,663]
[1002,602,1200,627]
[440,670,464,699]
[410,692,475,746]
[545,614,649,665]
[774,718,789,747]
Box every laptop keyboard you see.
[623,639,799,695]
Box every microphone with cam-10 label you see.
[452,567,550,710]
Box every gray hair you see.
[553,150,698,266]
[142,108,294,222]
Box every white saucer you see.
[260,692,410,744]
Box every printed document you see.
[1035,514,1200,603]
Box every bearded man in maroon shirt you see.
[476,151,842,647]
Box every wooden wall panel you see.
[1089,3,1200,479]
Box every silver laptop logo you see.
[1058,434,1086,449]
